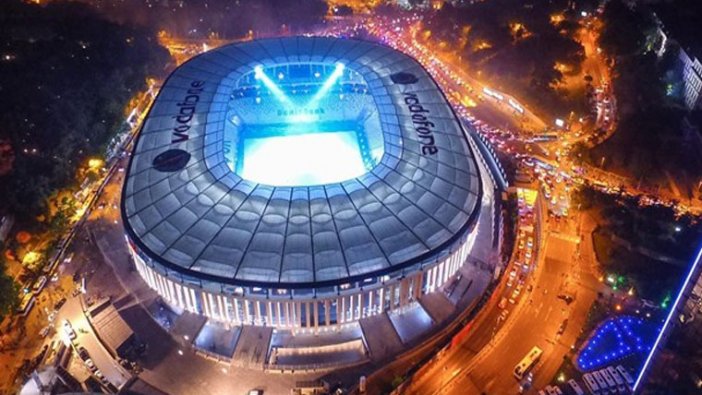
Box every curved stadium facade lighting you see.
[121,37,485,330]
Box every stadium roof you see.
[122,37,482,288]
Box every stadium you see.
[121,36,486,331]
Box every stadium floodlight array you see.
[308,62,345,107]
[254,65,293,105]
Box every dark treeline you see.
[76,0,329,39]
[421,0,598,118]
[573,185,701,301]
[0,0,170,220]
[589,0,702,190]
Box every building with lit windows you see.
[653,7,702,110]
[121,36,485,331]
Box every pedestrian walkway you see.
[270,324,363,348]
[266,324,368,370]
[388,302,434,344]
[231,326,273,370]
[269,338,367,370]
[171,311,207,346]
[359,313,403,361]
[419,292,453,324]
[194,322,240,359]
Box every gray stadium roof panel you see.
[122,36,482,288]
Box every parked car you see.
[54,297,67,311]
[62,320,76,340]
[77,346,90,361]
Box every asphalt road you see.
[403,211,600,395]
[58,297,132,388]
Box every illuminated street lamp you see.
[22,251,42,267]
[88,158,104,169]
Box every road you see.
[402,210,599,395]
[58,297,132,388]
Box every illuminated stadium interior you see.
[222,62,385,186]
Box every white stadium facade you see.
[121,36,488,331]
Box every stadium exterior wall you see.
[126,220,477,329]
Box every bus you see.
[513,346,543,380]
[17,293,36,317]
[32,275,48,295]
[532,132,558,142]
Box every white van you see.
[583,373,600,395]
[592,371,609,393]
[568,379,585,395]
[607,366,627,392]
[616,365,635,389]
[598,369,617,394]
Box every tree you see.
[0,257,18,321]
[421,0,585,117]
[0,0,170,221]
[572,185,597,210]
[600,0,657,58]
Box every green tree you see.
[0,0,170,221]
[0,257,18,321]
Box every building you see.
[0,214,14,246]
[652,4,702,110]
[121,36,485,331]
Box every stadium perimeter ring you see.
[121,36,484,329]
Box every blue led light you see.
[576,315,655,372]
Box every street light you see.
[88,158,104,169]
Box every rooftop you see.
[122,37,482,288]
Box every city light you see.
[88,158,103,169]
[482,87,504,101]
[22,251,41,266]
